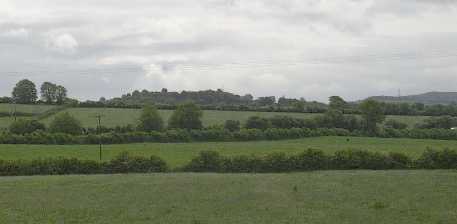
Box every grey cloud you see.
[1,0,457,102]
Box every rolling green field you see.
[38,107,429,128]
[1,136,456,167]
[1,171,456,223]
[0,103,431,129]
[0,103,56,114]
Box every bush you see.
[291,148,329,170]
[168,103,203,130]
[384,119,408,130]
[184,151,223,172]
[105,152,168,173]
[224,120,241,132]
[416,148,457,169]
[245,116,271,130]
[9,119,46,134]
[49,112,82,135]
[137,105,164,132]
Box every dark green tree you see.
[137,105,164,131]
[168,103,203,130]
[49,112,82,135]
[55,85,67,104]
[328,96,347,111]
[12,79,38,104]
[245,116,272,130]
[9,119,46,134]
[224,120,241,132]
[359,99,385,134]
[40,82,58,103]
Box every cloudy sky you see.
[1,0,457,102]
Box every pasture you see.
[0,103,56,115]
[0,171,456,223]
[38,107,429,128]
[1,136,456,168]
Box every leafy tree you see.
[137,105,164,131]
[12,79,38,104]
[384,119,408,130]
[359,99,385,134]
[224,120,240,132]
[168,103,203,130]
[49,112,82,135]
[9,119,45,134]
[245,116,271,130]
[40,82,58,103]
[55,85,67,104]
[328,96,347,111]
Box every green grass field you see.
[1,136,456,167]
[38,107,429,128]
[0,103,56,114]
[1,171,456,223]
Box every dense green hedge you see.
[0,128,351,145]
[1,149,455,176]
[3,127,457,145]
[183,148,456,172]
[0,152,168,176]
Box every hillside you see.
[368,92,457,105]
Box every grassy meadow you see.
[1,136,456,167]
[38,107,429,128]
[1,171,456,223]
[0,103,431,130]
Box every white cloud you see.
[46,33,79,54]
[1,28,29,38]
[1,0,457,101]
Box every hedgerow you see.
[0,149,455,176]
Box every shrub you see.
[384,119,408,130]
[245,116,271,130]
[9,119,45,135]
[224,120,241,132]
[184,151,223,172]
[291,148,329,170]
[137,105,164,132]
[106,152,168,173]
[49,112,82,135]
[168,103,203,130]
[416,148,457,169]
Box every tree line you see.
[1,79,68,105]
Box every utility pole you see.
[95,114,104,161]
[12,97,17,122]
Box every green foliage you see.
[328,96,347,111]
[40,82,67,104]
[359,99,386,134]
[12,79,38,104]
[0,152,167,176]
[416,116,457,129]
[384,119,408,130]
[49,112,82,135]
[245,116,271,130]
[137,105,164,131]
[224,120,240,132]
[416,148,457,169]
[184,151,223,172]
[168,103,203,130]
[9,119,45,134]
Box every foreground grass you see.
[1,136,457,168]
[0,171,456,223]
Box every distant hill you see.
[367,92,457,105]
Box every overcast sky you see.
[1,0,457,102]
